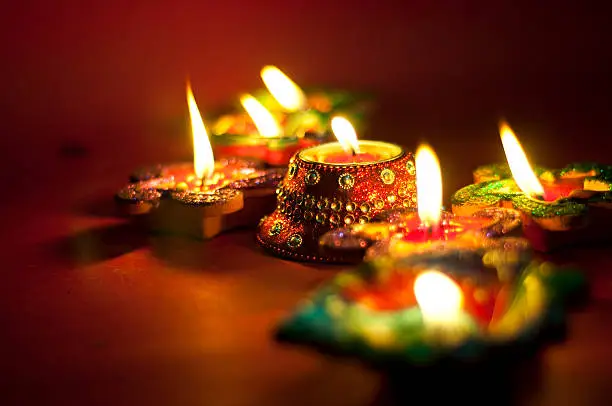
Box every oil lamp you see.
[115,83,284,239]
[211,65,370,165]
[319,144,522,262]
[452,121,612,251]
[257,117,417,263]
[275,233,586,366]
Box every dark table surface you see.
[1,131,612,406]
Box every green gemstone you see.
[338,173,355,190]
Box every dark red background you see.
[2,1,611,190]
[1,2,612,405]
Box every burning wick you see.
[331,116,361,157]
[499,120,546,201]
[415,144,443,236]
[186,82,215,188]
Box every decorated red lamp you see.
[115,83,284,239]
[319,144,522,262]
[452,121,612,251]
[257,116,417,263]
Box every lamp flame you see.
[187,83,215,180]
[331,116,361,154]
[415,144,442,227]
[240,94,283,138]
[260,65,307,112]
[414,270,463,323]
[499,121,544,198]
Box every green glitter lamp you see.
[275,234,586,367]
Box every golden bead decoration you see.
[316,212,327,224]
[338,173,355,190]
[406,160,416,175]
[358,216,369,224]
[269,220,283,236]
[344,215,355,225]
[288,163,298,179]
[330,201,342,211]
[305,196,316,208]
[305,170,320,185]
[374,199,385,210]
[397,186,407,197]
[360,203,371,213]
[287,234,303,248]
[345,202,355,212]
[380,168,396,185]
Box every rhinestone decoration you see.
[288,163,298,179]
[287,234,303,248]
[406,160,416,175]
[380,169,395,185]
[305,170,321,185]
[269,220,283,236]
[344,215,355,225]
[338,173,355,190]
[345,202,355,212]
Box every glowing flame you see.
[186,83,215,180]
[499,121,544,197]
[260,65,307,112]
[414,270,463,323]
[331,116,361,154]
[415,144,442,227]
[240,94,282,138]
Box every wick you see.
[351,148,357,157]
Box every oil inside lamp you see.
[260,65,307,112]
[310,116,380,163]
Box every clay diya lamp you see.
[451,121,612,251]
[257,117,417,263]
[115,83,285,239]
[320,144,522,262]
[211,65,369,166]
[275,234,585,366]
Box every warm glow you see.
[415,144,442,227]
[414,270,463,323]
[499,121,544,197]
[331,116,361,154]
[260,65,307,112]
[240,94,282,138]
[186,83,215,180]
